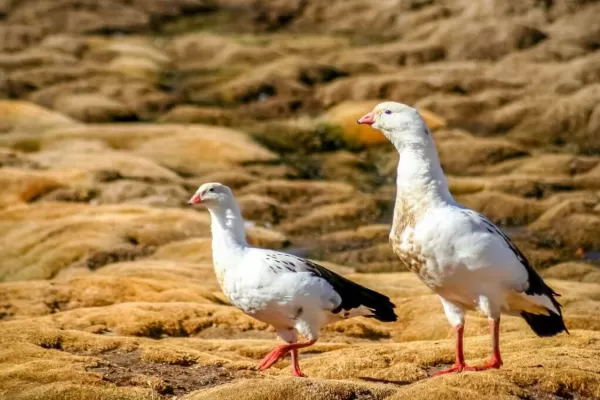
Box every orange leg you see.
[433,325,476,376]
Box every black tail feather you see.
[521,285,568,337]
[521,310,568,337]
[330,280,398,322]
[356,286,398,322]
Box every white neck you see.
[207,199,247,255]
[385,126,453,206]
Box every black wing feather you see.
[287,255,397,322]
[462,209,568,336]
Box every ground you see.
[1,1,600,399]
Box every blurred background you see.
[1,1,600,399]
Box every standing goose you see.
[188,183,397,377]
[358,102,567,375]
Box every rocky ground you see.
[1,0,600,399]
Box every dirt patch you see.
[86,349,247,397]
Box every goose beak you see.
[357,112,375,125]
[188,194,202,205]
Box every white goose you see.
[188,183,397,377]
[358,102,567,375]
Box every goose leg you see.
[433,325,476,376]
[258,340,316,373]
[290,349,305,377]
[473,318,503,370]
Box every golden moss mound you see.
[1,270,599,399]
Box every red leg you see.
[291,349,305,377]
[474,318,503,370]
[433,325,475,376]
[257,340,316,373]
[257,344,288,370]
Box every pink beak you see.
[188,194,202,205]
[357,112,375,125]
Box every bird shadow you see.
[358,377,412,386]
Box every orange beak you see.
[357,111,375,125]
[188,194,202,205]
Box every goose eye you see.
[384,110,392,115]
[208,188,215,193]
